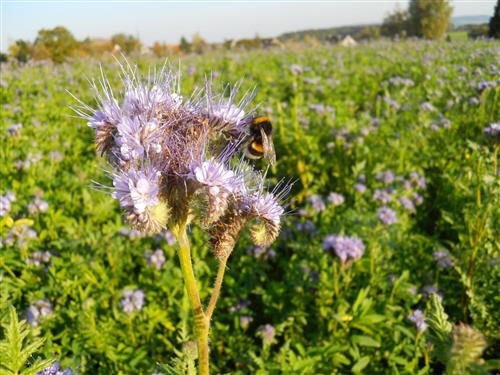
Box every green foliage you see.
[408,0,453,39]
[110,33,142,55]
[34,26,79,63]
[8,40,32,64]
[489,0,500,38]
[381,7,409,38]
[1,39,499,374]
[0,306,52,375]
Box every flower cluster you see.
[26,299,53,326]
[76,63,289,260]
[121,289,145,313]
[36,362,76,375]
[144,248,165,269]
[0,191,16,217]
[26,250,52,267]
[408,309,427,332]
[323,235,365,262]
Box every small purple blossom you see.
[260,324,276,344]
[112,166,161,215]
[420,102,435,112]
[7,123,22,135]
[399,197,415,212]
[354,183,367,193]
[484,123,500,139]
[26,299,53,326]
[323,235,365,262]
[433,250,454,268]
[408,309,428,332]
[0,192,16,217]
[377,206,397,225]
[240,315,253,329]
[28,196,49,214]
[26,250,52,267]
[376,170,395,184]
[307,194,326,212]
[295,220,316,233]
[121,289,145,313]
[36,362,76,375]
[373,189,392,204]
[423,285,442,299]
[327,192,345,206]
[144,248,165,269]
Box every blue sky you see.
[1,0,496,52]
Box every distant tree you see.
[9,40,32,63]
[356,26,381,40]
[191,33,208,54]
[152,42,169,57]
[489,0,500,38]
[0,52,8,63]
[34,26,78,63]
[408,0,452,39]
[381,6,409,38]
[179,36,191,53]
[468,24,490,39]
[110,33,142,55]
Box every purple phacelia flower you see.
[484,123,500,139]
[260,324,276,344]
[377,206,397,225]
[144,248,165,269]
[327,192,345,206]
[240,315,253,330]
[420,102,435,112]
[26,250,52,267]
[0,192,16,217]
[112,166,165,232]
[376,170,395,184]
[373,189,392,204]
[323,235,365,262]
[354,183,367,193]
[121,289,145,313]
[28,196,49,214]
[307,194,326,212]
[290,64,303,74]
[399,197,415,212]
[433,250,454,268]
[160,229,176,245]
[408,309,428,332]
[26,299,53,326]
[7,123,22,135]
[423,285,441,299]
[295,220,316,233]
[36,362,76,375]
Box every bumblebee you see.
[244,115,276,166]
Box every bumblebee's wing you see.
[260,128,276,166]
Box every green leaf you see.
[351,335,380,348]
[352,356,371,373]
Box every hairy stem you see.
[173,224,210,375]
[206,258,228,320]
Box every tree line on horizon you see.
[2,0,499,64]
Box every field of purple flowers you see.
[1,39,499,374]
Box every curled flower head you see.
[75,62,289,259]
[112,166,168,232]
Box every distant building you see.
[340,35,358,47]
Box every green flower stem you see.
[206,257,228,321]
[173,224,210,375]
